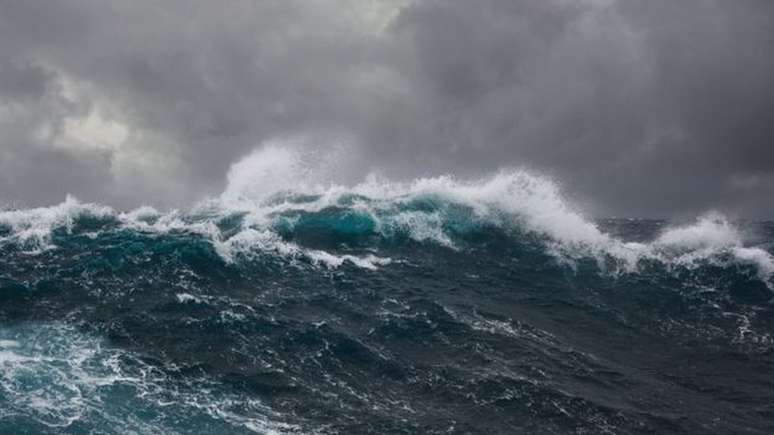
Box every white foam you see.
[0,339,20,348]
[176,293,205,304]
[0,322,297,433]
[119,205,161,222]
[305,250,392,270]
[0,195,113,252]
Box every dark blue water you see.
[1,180,774,434]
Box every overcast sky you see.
[1,0,773,217]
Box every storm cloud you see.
[0,0,773,217]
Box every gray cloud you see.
[0,0,773,217]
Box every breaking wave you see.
[1,145,772,285]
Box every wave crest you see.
[1,145,772,284]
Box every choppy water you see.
[2,149,774,434]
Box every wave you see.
[1,145,773,285]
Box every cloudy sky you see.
[1,0,773,217]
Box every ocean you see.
[1,150,773,434]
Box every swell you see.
[3,196,774,432]
[1,220,772,433]
[2,146,774,434]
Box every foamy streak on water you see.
[1,144,772,283]
[211,227,391,270]
[0,323,296,434]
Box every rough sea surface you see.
[2,150,774,434]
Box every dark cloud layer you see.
[0,0,773,217]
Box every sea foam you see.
[1,143,772,283]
